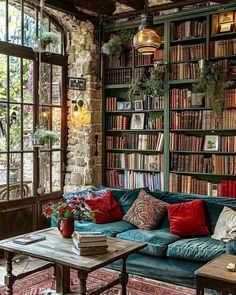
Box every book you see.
[72,237,107,248]
[12,234,46,245]
[72,246,108,256]
[73,231,106,242]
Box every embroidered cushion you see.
[123,189,168,230]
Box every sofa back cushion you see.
[168,199,210,237]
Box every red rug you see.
[0,267,196,295]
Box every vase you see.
[57,217,74,238]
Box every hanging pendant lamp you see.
[133,0,161,56]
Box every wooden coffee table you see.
[195,253,236,295]
[0,227,146,295]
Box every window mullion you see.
[20,58,23,198]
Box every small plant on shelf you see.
[102,35,122,56]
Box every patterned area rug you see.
[0,267,196,295]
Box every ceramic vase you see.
[57,217,74,238]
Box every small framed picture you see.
[130,113,145,130]
[134,100,143,111]
[204,135,219,151]
[219,11,234,24]
[68,77,86,90]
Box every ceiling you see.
[38,0,229,24]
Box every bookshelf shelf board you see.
[105,109,164,114]
[106,167,162,173]
[106,149,163,153]
[170,107,212,111]
[169,79,196,85]
[171,59,201,64]
[170,171,236,178]
[210,55,236,61]
[106,129,164,133]
[104,84,130,89]
[170,129,236,133]
[210,32,236,40]
[170,151,236,155]
[170,36,206,44]
[134,64,155,68]
[105,66,132,70]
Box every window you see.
[0,0,66,201]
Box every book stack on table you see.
[72,232,108,256]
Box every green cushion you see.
[167,237,225,262]
[117,228,180,257]
[74,220,136,237]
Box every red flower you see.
[67,207,74,212]
[59,207,65,215]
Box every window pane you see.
[10,56,21,102]
[23,59,33,103]
[52,65,62,105]
[8,1,21,44]
[52,107,61,149]
[9,153,20,183]
[23,152,33,197]
[52,151,60,191]
[0,103,7,151]
[23,105,33,150]
[0,54,7,101]
[0,153,7,189]
[39,106,50,130]
[9,104,21,151]
[39,152,50,194]
[0,1,6,41]
[39,63,51,104]
[50,24,62,54]
[24,7,36,47]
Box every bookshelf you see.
[103,2,236,196]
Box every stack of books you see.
[72,232,108,256]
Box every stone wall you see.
[46,11,103,194]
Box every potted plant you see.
[32,127,59,147]
[194,62,229,114]
[102,35,122,56]
[39,32,59,50]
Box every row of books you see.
[170,89,204,109]
[169,174,236,197]
[170,43,206,62]
[170,110,236,130]
[106,115,130,130]
[106,96,118,111]
[224,89,236,107]
[147,116,164,130]
[104,52,132,69]
[171,63,198,80]
[170,133,236,152]
[106,133,164,151]
[154,49,164,61]
[171,154,236,174]
[135,50,153,66]
[106,153,164,171]
[72,232,108,256]
[143,95,165,110]
[170,20,206,41]
[106,170,163,191]
[210,39,236,57]
[105,68,131,85]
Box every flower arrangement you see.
[102,35,122,56]
[43,196,93,221]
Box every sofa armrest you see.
[226,238,236,255]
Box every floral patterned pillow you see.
[123,189,168,230]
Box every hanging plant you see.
[39,32,59,50]
[128,77,146,101]
[194,62,229,114]
[119,29,134,48]
[32,127,59,147]
[102,35,122,56]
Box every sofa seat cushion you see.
[167,237,225,262]
[117,228,181,257]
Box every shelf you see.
[170,107,211,111]
[170,171,236,177]
[105,109,164,113]
[171,59,201,64]
[106,129,164,132]
[170,151,236,154]
[169,79,196,85]
[210,55,236,61]
[210,31,236,40]
[106,167,162,173]
[170,36,206,44]
[170,129,236,133]
[104,84,130,89]
[134,64,155,68]
[104,66,132,70]
[106,149,163,153]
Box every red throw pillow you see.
[168,199,210,237]
[86,191,123,224]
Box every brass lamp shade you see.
[133,14,161,55]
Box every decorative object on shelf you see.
[117,101,132,111]
[32,127,59,147]
[130,113,145,130]
[134,100,143,111]
[194,62,229,114]
[43,196,92,238]
[102,35,122,56]
[203,135,219,151]
[133,0,161,55]
[68,76,86,90]
[217,11,235,34]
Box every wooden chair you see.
[0,183,30,200]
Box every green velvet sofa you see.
[51,187,236,289]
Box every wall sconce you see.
[72,99,84,114]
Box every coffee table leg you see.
[78,270,88,295]
[196,277,204,295]
[120,257,128,295]
[4,251,15,295]
[55,264,70,294]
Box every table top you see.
[195,254,236,283]
[0,228,146,272]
